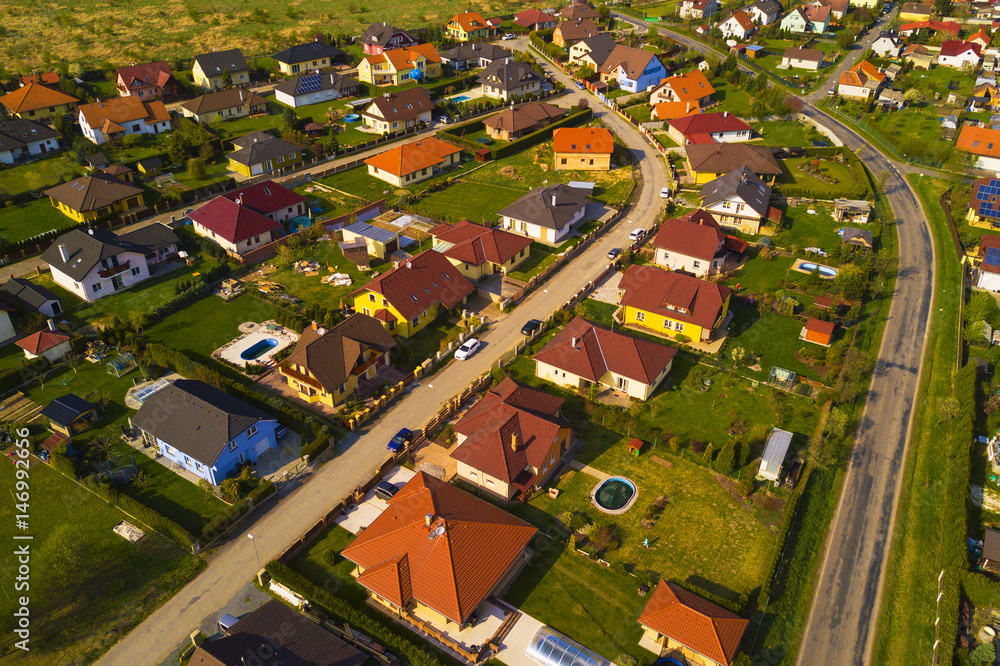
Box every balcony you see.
[97,260,130,278]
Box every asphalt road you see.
[616,15,937,665]
[96,60,668,665]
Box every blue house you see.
[131,379,279,485]
[598,45,667,93]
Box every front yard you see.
[0,197,78,244]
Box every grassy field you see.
[0,197,78,244]
[775,158,857,197]
[871,175,963,664]
[146,293,278,359]
[413,181,527,224]
[0,154,86,198]
[296,183,369,219]
[775,202,844,250]
[0,455,204,664]
[710,79,754,115]
[756,120,823,147]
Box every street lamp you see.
[248,533,261,571]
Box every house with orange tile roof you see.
[619,264,733,343]
[0,81,79,121]
[533,316,677,400]
[350,249,475,338]
[553,126,614,171]
[650,70,716,108]
[20,72,60,87]
[957,125,1000,171]
[77,96,172,145]
[341,472,536,625]
[970,28,991,49]
[446,11,497,42]
[637,580,749,666]
[651,209,748,277]
[451,376,573,499]
[364,137,462,187]
[719,10,756,39]
[115,61,178,100]
[837,60,886,99]
[430,220,532,281]
[16,325,72,363]
[358,43,443,85]
[652,100,702,121]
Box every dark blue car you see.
[388,428,413,453]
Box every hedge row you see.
[95,481,196,550]
[671,578,747,616]
[300,434,331,461]
[0,365,27,394]
[198,481,275,543]
[758,481,805,605]
[265,561,450,666]
[491,108,593,160]
[437,121,489,153]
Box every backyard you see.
[1,197,78,244]
[145,293,278,359]
[0,154,86,198]
[773,201,845,251]
[775,158,857,198]
[755,120,823,147]
[724,303,831,383]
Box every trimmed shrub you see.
[300,434,331,461]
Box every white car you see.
[455,338,481,360]
[502,33,515,40]
[659,187,671,198]
[629,228,646,241]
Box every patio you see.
[214,321,298,368]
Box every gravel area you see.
[590,270,623,304]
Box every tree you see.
[933,0,952,17]
[824,407,850,439]
[737,475,754,497]
[903,88,924,104]
[936,396,961,425]
[835,263,868,300]
[281,106,298,132]
[702,441,715,465]
[715,440,736,475]
[668,435,682,452]
[132,469,150,490]
[187,157,206,181]
[575,64,595,80]
[730,345,746,365]
[970,641,995,665]
[220,478,241,501]
[221,70,233,89]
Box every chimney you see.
[406,261,412,269]
[311,321,319,331]
[58,243,69,263]
[239,90,245,102]
[723,111,729,117]
[571,337,577,347]
[97,98,103,107]
[47,319,57,331]
[425,513,434,528]
[551,192,557,207]
[511,432,519,451]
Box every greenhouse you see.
[525,627,609,666]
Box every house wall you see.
[79,110,172,145]
[22,339,72,363]
[0,136,61,164]
[554,151,612,171]
[228,149,303,178]
[279,57,334,76]
[625,305,706,343]
[535,360,586,390]
[50,250,150,303]
[703,201,764,235]
[49,191,145,224]
[481,80,541,101]
[782,56,822,70]
[502,205,586,245]
[938,53,980,69]
[978,271,1000,292]
[192,221,275,257]
[838,83,877,99]
[193,63,250,90]
[667,125,751,145]
[639,627,721,666]
[456,460,515,499]
[14,102,76,121]
[780,14,809,32]
[362,105,433,133]
[275,87,344,108]
[614,58,666,93]
[654,247,721,277]
[152,420,278,485]
[353,291,443,338]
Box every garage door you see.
[254,438,272,457]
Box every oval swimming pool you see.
[344,113,360,122]
[240,338,278,361]
[799,262,838,277]
[288,215,312,232]
[592,477,637,514]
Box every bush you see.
[300,434,331,461]
[49,452,77,479]
[220,477,241,501]
[716,440,736,474]
[610,561,628,576]
[248,479,275,504]
[491,108,593,160]
[738,475,754,497]
[616,654,638,666]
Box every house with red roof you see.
[514,8,559,30]
[115,61,178,100]
[719,11,756,39]
[430,220,532,282]
[16,324,72,363]
[187,196,282,258]
[533,316,677,400]
[222,180,307,222]
[650,70,716,108]
[341,472,536,625]
[937,40,983,69]
[451,376,573,499]
[977,234,1000,291]
[898,20,961,37]
[364,137,462,187]
[350,250,475,338]
[651,209,748,277]
[801,317,835,346]
[637,579,749,666]
[619,264,733,343]
[666,112,753,145]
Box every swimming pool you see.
[798,262,838,277]
[288,215,312,232]
[591,477,638,514]
[450,95,473,103]
[240,338,278,360]
[344,113,360,122]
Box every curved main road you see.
[614,14,937,665]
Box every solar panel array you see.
[977,178,1000,220]
[296,74,324,95]
[986,246,1000,268]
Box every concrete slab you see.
[495,608,546,666]
[334,466,416,534]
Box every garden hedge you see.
[200,499,247,543]
[491,108,593,160]
[423,73,478,98]
[758,482,805,606]
[97,483,196,550]
[265,561,451,666]
[300,434,331,461]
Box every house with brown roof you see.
[598,45,666,93]
[900,2,933,20]
[699,167,775,235]
[901,44,936,69]
[0,118,61,165]
[451,377,573,500]
[45,173,145,224]
[187,196,282,258]
[837,60,886,99]
[553,19,601,47]
[680,0,720,20]
[650,70,716,108]
[341,472,536,626]
[446,11,498,42]
[226,131,305,178]
[483,102,565,141]
[782,47,825,70]
[499,184,591,244]
[957,125,1000,171]
[350,250,475,338]
[179,88,267,124]
[684,143,781,184]
[77,97,172,145]
[279,315,397,407]
[0,82,79,121]
[651,209,747,277]
[534,316,677,400]
[619,264,733,342]
[801,317,835,346]
[515,8,559,30]
[364,137,462,187]
[637,580,749,666]
[553,126,614,171]
[16,325,72,363]
[561,0,601,21]
[115,61,178,100]
[358,43,443,85]
[430,219,533,281]
[361,88,434,133]
[719,11,756,39]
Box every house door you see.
[111,275,124,291]
[616,376,628,392]
[263,160,273,172]
[50,301,61,315]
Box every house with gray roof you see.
[40,223,178,303]
[0,277,62,317]
[131,379,279,486]
[361,22,420,55]
[478,60,544,100]
[699,166,774,235]
[179,88,268,124]
[192,48,251,90]
[227,132,305,177]
[440,42,513,71]
[499,184,591,244]
[274,71,360,108]
[0,118,60,165]
[272,41,347,76]
[361,88,434,133]
[569,34,619,69]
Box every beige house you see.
[192,49,250,90]
[552,126,614,171]
[187,195,282,258]
[178,89,267,124]
[429,219,532,283]
[363,137,462,187]
[534,317,677,401]
[361,88,434,133]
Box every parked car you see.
[575,80,585,89]
[629,228,646,241]
[387,428,413,453]
[455,338,481,360]
[660,187,671,198]
[521,319,542,335]
[275,425,288,439]
[218,614,240,635]
[502,33,515,40]
[375,481,399,501]
[827,87,837,96]
[608,247,622,260]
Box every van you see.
[375,481,399,501]
[218,613,239,635]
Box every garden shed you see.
[758,427,793,482]
[40,394,99,437]
[107,352,138,377]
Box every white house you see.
[273,71,361,108]
[746,0,782,25]
[650,209,746,277]
[719,11,756,39]
[937,40,983,69]
[699,167,773,235]
[188,196,283,258]
[782,47,825,70]
[498,184,590,245]
[77,96,172,145]
[838,60,886,99]
[15,324,72,363]
[679,0,719,20]
[871,32,903,58]
[0,119,60,164]
[40,225,179,303]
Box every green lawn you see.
[1,198,78,244]
[412,181,526,224]
[319,165,397,203]
[171,159,233,190]
[756,120,823,147]
[774,202,844,251]
[295,183,370,218]
[0,154,86,198]
[721,253,796,294]
[0,460,204,665]
[725,305,826,382]
[710,79,754,115]
[623,103,653,123]
[145,293,278,359]
[834,98,955,165]
[507,249,560,282]
[775,157,857,196]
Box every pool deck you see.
[213,321,298,368]
[791,257,838,278]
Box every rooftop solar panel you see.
[986,247,1000,268]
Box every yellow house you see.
[618,264,732,343]
[0,82,79,121]
[272,41,346,76]
[552,126,614,171]
[45,173,145,223]
[684,143,782,185]
[192,49,251,90]
[429,220,532,287]
[227,131,304,178]
[279,316,398,408]
[357,44,443,85]
[350,249,475,338]
[446,11,497,42]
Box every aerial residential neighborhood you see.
[0,1,992,666]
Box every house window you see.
[246,425,257,438]
[561,158,567,164]
[411,316,419,328]
[636,311,645,322]
[470,470,478,478]
[277,155,284,164]
[131,267,142,276]
[589,159,594,165]
[663,319,673,329]
[675,322,684,332]
[693,261,701,269]
[485,479,495,486]
[370,293,377,302]
[229,441,237,451]
[92,283,103,294]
